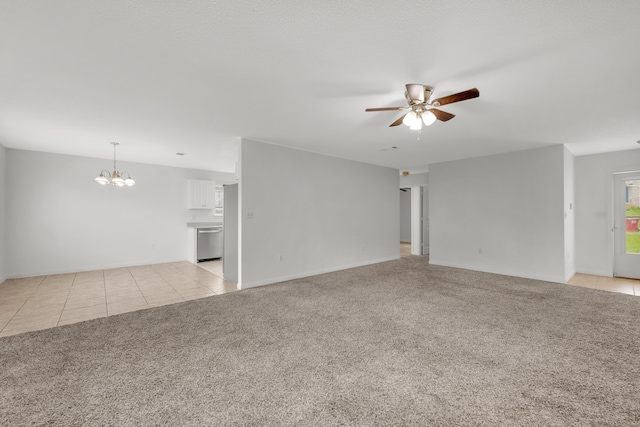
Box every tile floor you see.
[566,273,640,296]
[0,260,236,338]
[400,242,411,258]
[2,258,639,338]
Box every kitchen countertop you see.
[186,222,223,228]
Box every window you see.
[214,185,224,216]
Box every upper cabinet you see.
[188,180,216,209]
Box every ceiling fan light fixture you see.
[402,111,419,127]
[409,119,422,130]
[366,84,479,129]
[422,110,436,126]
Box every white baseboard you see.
[428,258,567,284]
[574,268,612,277]
[0,274,6,285]
[6,258,190,279]
[239,256,400,290]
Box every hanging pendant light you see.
[94,142,135,187]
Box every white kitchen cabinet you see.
[188,180,216,209]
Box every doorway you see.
[399,188,412,257]
[399,188,411,243]
[410,185,428,256]
[613,172,640,279]
[399,184,429,256]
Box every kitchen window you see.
[214,185,224,216]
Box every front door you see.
[613,172,640,279]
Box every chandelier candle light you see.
[94,142,135,187]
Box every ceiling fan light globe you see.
[422,111,436,126]
[124,177,135,186]
[409,120,422,130]
[402,111,418,127]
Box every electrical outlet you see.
[247,211,254,219]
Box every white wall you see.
[399,189,411,242]
[0,143,6,283]
[399,172,428,187]
[6,149,235,277]
[574,148,640,276]
[429,145,567,283]
[222,183,238,283]
[563,147,575,281]
[239,139,399,288]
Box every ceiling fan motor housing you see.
[405,84,433,105]
[423,85,433,103]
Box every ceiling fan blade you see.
[430,108,455,122]
[405,84,425,103]
[389,113,408,127]
[432,88,479,106]
[365,107,406,112]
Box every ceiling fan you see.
[365,84,479,130]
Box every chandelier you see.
[94,142,135,187]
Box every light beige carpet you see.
[1,257,639,425]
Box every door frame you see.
[612,170,640,278]
[410,186,422,255]
[408,184,429,256]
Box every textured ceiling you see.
[1,1,639,173]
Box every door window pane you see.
[625,180,640,254]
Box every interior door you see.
[613,173,640,279]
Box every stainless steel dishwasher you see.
[197,226,223,261]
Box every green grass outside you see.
[627,233,640,254]
[627,206,640,217]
